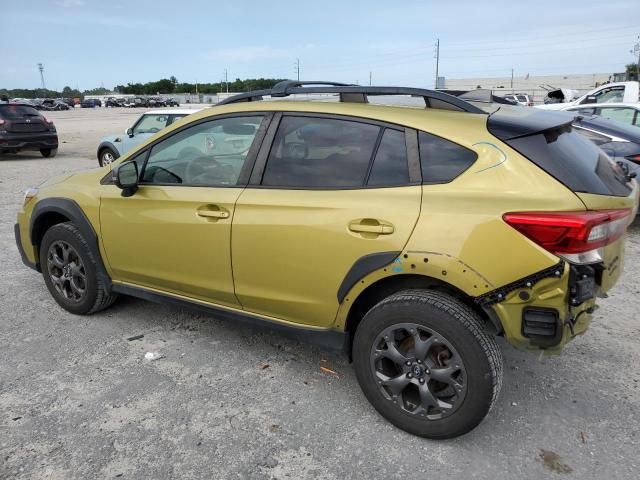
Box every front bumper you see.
[0,132,58,152]
[14,223,37,271]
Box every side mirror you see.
[112,161,139,197]
[582,95,597,104]
[126,127,134,137]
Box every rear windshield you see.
[516,95,527,102]
[0,104,41,119]
[506,125,632,197]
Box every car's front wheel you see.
[99,147,118,167]
[40,222,117,315]
[40,148,57,158]
[353,290,503,439]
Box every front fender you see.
[96,139,122,159]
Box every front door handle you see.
[197,206,229,219]
[349,221,394,235]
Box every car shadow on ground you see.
[0,153,48,161]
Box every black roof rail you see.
[216,81,486,114]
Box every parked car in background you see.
[0,103,58,157]
[96,109,197,166]
[572,114,640,179]
[81,98,102,108]
[148,97,166,108]
[38,99,70,111]
[165,97,180,106]
[105,97,127,108]
[561,103,640,128]
[537,81,640,110]
[503,93,533,106]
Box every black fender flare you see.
[96,141,120,161]
[30,198,112,291]
[337,251,400,303]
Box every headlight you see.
[23,187,39,206]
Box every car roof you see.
[143,108,201,115]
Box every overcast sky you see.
[1,0,639,90]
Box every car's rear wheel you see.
[40,222,117,315]
[353,289,503,439]
[99,148,118,166]
[40,148,57,158]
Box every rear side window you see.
[262,116,380,188]
[367,129,409,186]
[0,104,40,119]
[419,131,477,183]
[506,126,631,197]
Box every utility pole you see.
[37,63,46,90]
[294,59,300,81]
[633,36,640,80]
[369,71,372,86]
[510,68,514,89]
[433,39,440,89]
[224,69,228,93]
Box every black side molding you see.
[30,198,112,290]
[337,251,400,303]
[112,284,349,352]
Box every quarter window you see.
[141,116,263,186]
[419,131,477,183]
[262,116,380,188]
[367,128,409,186]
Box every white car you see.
[561,103,640,128]
[537,81,639,110]
[96,109,200,166]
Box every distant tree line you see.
[0,85,112,99]
[114,76,287,95]
[1,77,287,99]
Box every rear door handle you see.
[348,222,394,235]
[197,206,229,219]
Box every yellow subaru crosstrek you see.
[14,82,638,439]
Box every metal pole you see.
[434,39,440,88]
[295,59,300,81]
[225,69,228,93]
[369,71,372,86]
[510,68,514,89]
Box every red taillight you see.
[503,209,632,260]
[42,116,52,123]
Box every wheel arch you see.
[96,141,120,162]
[30,198,112,290]
[343,273,501,354]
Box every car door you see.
[100,114,268,307]
[231,113,422,327]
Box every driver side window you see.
[141,116,263,187]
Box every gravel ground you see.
[1,108,639,480]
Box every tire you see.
[99,147,119,167]
[40,222,117,315]
[40,148,57,158]
[353,289,503,439]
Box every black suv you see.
[81,98,102,108]
[0,103,58,157]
